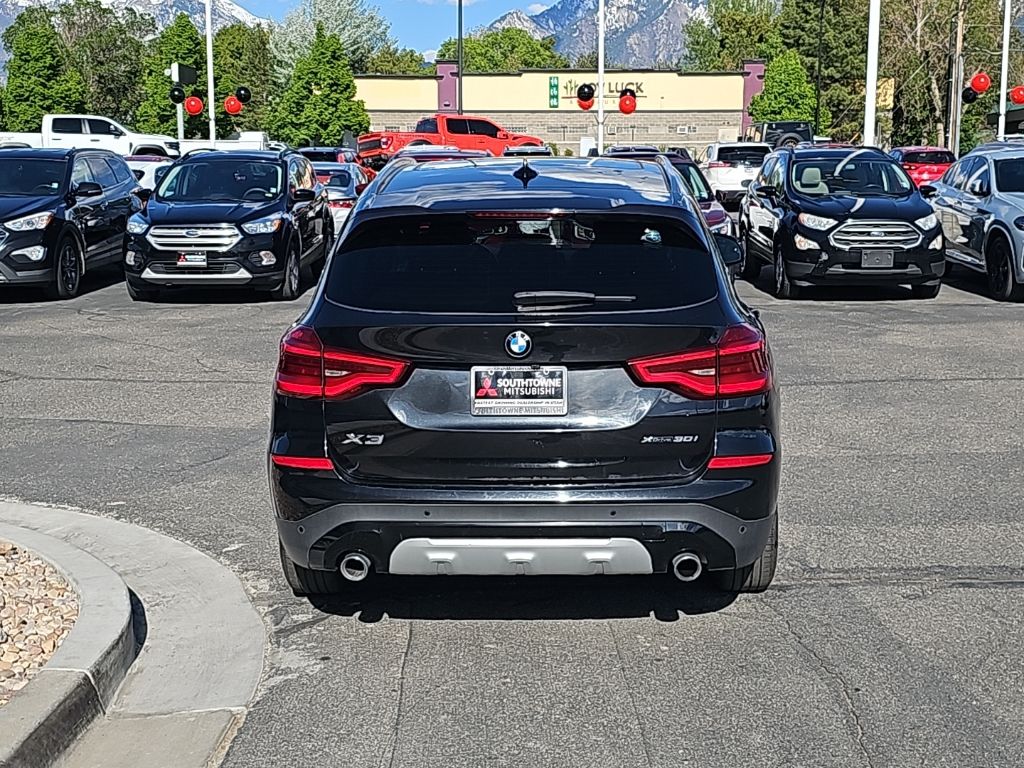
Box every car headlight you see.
[4,212,53,231]
[797,213,837,231]
[794,234,819,250]
[126,215,149,235]
[241,216,282,235]
[1014,216,1024,231]
[915,213,938,231]
[928,235,943,250]
[709,219,732,235]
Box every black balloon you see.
[576,83,595,101]
[961,87,978,104]
[169,86,186,104]
[235,86,252,104]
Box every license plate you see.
[177,251,207,267]
[861,249,894,268]
[471,366,567,416]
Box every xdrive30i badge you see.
[505,331,531,358]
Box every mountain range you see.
[0,0,264,37]
[487,0,699,68]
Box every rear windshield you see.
[415,118,439,133]
[903,150,955,165]
[300,150,338,162]
[327,214,718,313]
[717,146,770,165]
[316,169,352,188]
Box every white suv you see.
[698,142,772,205]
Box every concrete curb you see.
[0,523,136,768]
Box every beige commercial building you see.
[353,62,765,154]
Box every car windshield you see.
[994,158,1024,192]
[903,150,955,165]
[157,160,282,202]
[669,160,714,202]
[791,153,913,197]
[717,146,770,165]
[327,213,718,313]
[0,158,66,196]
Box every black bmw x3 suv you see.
[269,157,781,594]
[739,146,945,298]
[124,149,332,301]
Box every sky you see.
[242,0,546,58]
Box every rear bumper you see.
[275,501,777,576]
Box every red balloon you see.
[619,94,637,115]
[578,98,594,111]
[971,72,991,94]
[224,95,243,115]
[184,96,204,116]
[1011,86,1024,105]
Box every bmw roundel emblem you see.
[505,330,531,358]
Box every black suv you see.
[0,147,137,299]
[269,157,781,595]
[739,146,945,298]
[744,122,813,148]
[124,150,332,301]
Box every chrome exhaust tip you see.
[339,553,372,582]
[671,552,703,582]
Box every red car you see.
[889,146,956,186]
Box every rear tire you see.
[279,543,345,596]
[270,241,301,301]
[986,234,1024,301]
[715,514,778,593]
[910,282,941,299]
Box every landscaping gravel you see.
[0,539,79,707]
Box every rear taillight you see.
[707,454,773,469]
[329,199,355,209]
[275,325,410,400]
[627,324,771,399]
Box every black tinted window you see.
[86,156,118,188]
[903,150,955,165]
[717,146,770,165]
[469,120,499,137]
[87,119,113,134]
[51,118,81,134]
[445,119,470,135]
[415,118,439,133]
[300,150,338,162]
[327,214,717,313]
[108,156,135,184]
[316,169,352,188]
[0,159,66,195]
[995,158,1024,192]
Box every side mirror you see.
[918,183,938,199]
[497,131,509,140]
[154,167,169,186]
[74,181,103,198]
[714,233,743,273]
[109,124,124,137]
[752,183,775,200]
[292,188,316,203]
[967,180,990,197]
[355,182,368,195]
[134,188,153,202]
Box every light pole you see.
[457,0,464,115]
[205,0,217,143]
[998,0,1011,140]
[814,0,825,136]
[597,0,605,153]
[863,0,880,145]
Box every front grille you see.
[829,220,922,250]
[146,262,241,274]
[146,224,241,253]
[358,138,382,153]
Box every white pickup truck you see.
[0,114,180,157]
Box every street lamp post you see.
[998,0,1011,140]
[457,0,464,115]
[597,0,606,153]
[863,0,881,145]
[205,0,216,143]
[814,0,825,136]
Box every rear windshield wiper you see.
[513,291,638,310]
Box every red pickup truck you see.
[357,114,543,168]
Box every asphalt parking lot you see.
[2,268,1023,768]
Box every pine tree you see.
[214,23,273,137]
[749,50,831,125]
[267,24,370,146]
[2,7,86,132]
[136,13,206,138]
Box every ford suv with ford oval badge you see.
[123,149,333,301]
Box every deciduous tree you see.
[136,13,206,138]
[749,49,831,125]
[681,0,782,72]
[436,29,568,72]
[214,23,274,136]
